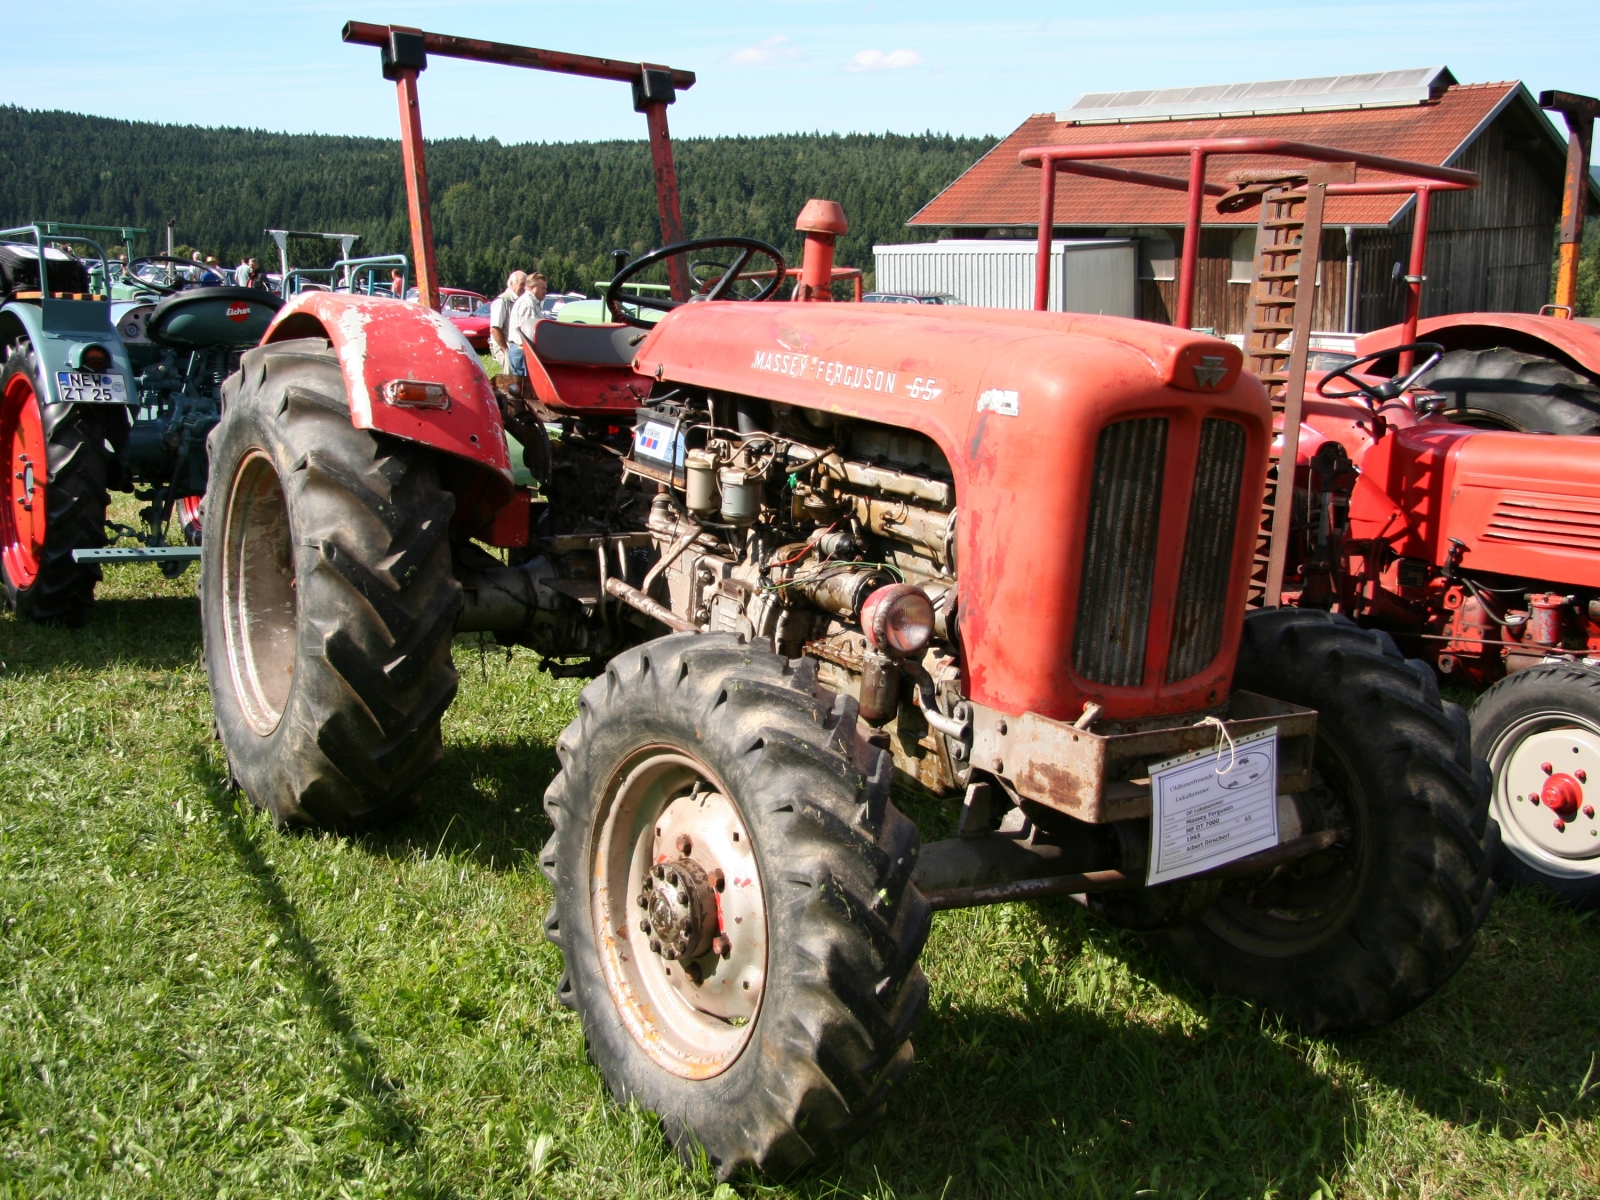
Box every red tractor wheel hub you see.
[1,372,47,590]
[1540,773,1584,821]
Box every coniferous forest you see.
[0,106,997,297]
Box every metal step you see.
[72,546,202,563]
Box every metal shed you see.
[872,239,1136,315]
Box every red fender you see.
[1356,313,1600,380]
[263,293,513,481]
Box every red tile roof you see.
[910,82,1521,230]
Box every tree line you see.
[0,106,997,297]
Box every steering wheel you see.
[1318,342,1444,405]
[604,237,786,328]
[125,255,202,297]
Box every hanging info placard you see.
[1146,726,1279,887]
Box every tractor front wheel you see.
[1472,662,1600,909]
[201,337,461,828]
[541,636,929,1179]
[1158,608,1497,1032]
[1,342,108,625]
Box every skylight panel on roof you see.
[1058,67,1456,124]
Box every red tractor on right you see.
[1024,97,1600,906]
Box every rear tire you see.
[1,342,108,626]
[201,337,461,828]
[542,636,929,1179]
[1158,608,1497,1032]
[1471,663,1600,910]
[1420,347,1600,435]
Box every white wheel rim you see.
[591,747,767,1079]
[1488,709,1600,878]
[221,451,297,735]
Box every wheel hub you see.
[638,850,722,965]
[593,751,767,1079]
[1497,725,1600,860]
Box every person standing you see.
[490,270,528,374]
[510,272,549,366]
[235,258,252,287]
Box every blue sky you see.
[7,1,1598,143]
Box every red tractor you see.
[1020,110,1600,908]
[199,26,1495,1177]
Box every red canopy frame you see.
[344,21,697,308]
[1018,138,1477,353]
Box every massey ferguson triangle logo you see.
[226,302,251,323]
[1192,355,1228,389]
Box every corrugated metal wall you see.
[873,239,1137,315]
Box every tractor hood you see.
[1351,424,1600,587]
[634,302,1273,721]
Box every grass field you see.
[2,535,1599,1199]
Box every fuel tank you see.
[634,302,1273,723]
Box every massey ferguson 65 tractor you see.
[196,26,1496,1177]
[1028,116,1600,909]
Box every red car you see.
[440,288,490,350]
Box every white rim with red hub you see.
[1488,711,1600,878]
[1,371,47,591]
[592,747,767,1080]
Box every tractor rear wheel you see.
[1420,347,1600,435]
[1158,608,1497,1032]
[541,636,929,1179]
[1471,663,1600,910]
[1,342,108,626]
[201,337,461,828]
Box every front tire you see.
[1471,663,1600,909]
[1,342,108,625]
[201,337,461,828]
[1158,608,1497,1032]
[542,636,929,1179]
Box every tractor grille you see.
[1167,419,1248,682]
[1484,496,1600,552]
[1073,418,1168,687]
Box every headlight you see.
[861,583,934,659]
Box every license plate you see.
[55,371,129,404]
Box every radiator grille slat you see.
[1073,418,1167,687]
[1167,419,1247,682]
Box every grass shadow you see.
[0,595,202,676]
[357,736,561,875]
[811,901,1360,1198]
[185,749,423,1157]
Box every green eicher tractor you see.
[0,224,281,623]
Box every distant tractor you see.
[197,26,1495,1179]
[1,224,282,622]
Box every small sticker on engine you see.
[977,389,1019,417]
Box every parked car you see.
[861,290,962,305]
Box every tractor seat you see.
[530,319,647,368]
[147,286,285,351]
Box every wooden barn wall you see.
[1137,229,1347,335]
[1354,115,1560,329]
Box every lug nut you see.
[677,890,689,904]
[676,833,693,855]
[1584,805,1595,819]
[710,934,731,957]
[684,961,704,985]
[710,868,725,892]
[648,938,661,953]
[639,919,650,934]
[1578,770,1588,784]
[637,894,649,908]
[668,870,680,887]
[1554,818,1567,832]
[1542,762,1553,775]
[663,946,679,960]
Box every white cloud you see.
[729,35,801,67]
[845,48,924,71]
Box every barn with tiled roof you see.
[907,68,1596,335]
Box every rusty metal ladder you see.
[1240,171,1331,607]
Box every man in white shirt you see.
[509,272,549,368]
[489,270,528,373]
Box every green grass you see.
[2,538,1599,1199]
